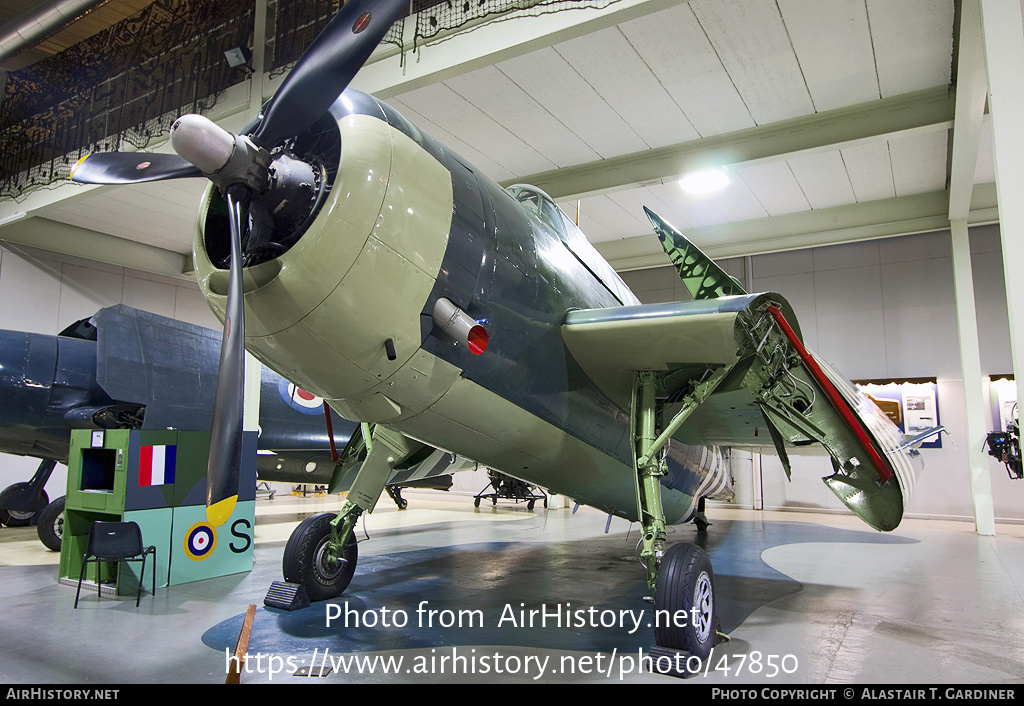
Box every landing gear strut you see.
[0,459,55,527]
[631,370,725,659]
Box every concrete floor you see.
[2,489,1023,685]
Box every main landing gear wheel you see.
[282,512,358,601]
[37,496,65,552]
[653,542,718,661]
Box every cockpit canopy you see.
[506,184,639,307]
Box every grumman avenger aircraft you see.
[70,0,926,661]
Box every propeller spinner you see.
[71,0,410,526]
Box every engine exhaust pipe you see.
[432,298,488,355]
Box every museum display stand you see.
[59,429,257,598]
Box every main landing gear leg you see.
[0,459,56,527]
[631,370,725,670]
[283,424,417,601]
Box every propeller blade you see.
[249,0,407,149]
[205,184,248,527]
[70,152,202,184]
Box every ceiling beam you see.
[599,183,999,269]
[509,86,955,202]
[0,216,192,280]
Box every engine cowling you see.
[193,98,456,423]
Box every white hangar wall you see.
[0,242,220,509]
[621,223,1022,526]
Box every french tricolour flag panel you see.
[139,445,177,487]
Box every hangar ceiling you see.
[0,0,1004,280]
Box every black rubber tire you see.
[36,496,65,552]
[0,484,48,527]
[282,512,358,601]
[653,542,717,660]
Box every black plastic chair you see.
[74,520,156,609]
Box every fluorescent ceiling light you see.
[0,211,27,227]
[679,169,729,195]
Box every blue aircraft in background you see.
[0,305,459,549]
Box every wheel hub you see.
[693,570,714,643]
[313,536,346,582]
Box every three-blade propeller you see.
[71,0,409,526]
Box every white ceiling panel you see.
[777,0,879,111]
[387,96,518,182]
[552,25,700,148]
[689,0,815,124]
[867,0,955,97]
[496,46,649,158]
[445,66,602,169]
[391,82,556,176]
[786,150,857,211]
[618,3,755,137]
[840,142,897,203]
[735,162,811,217]
[888,130,950,197]
[703,176,770,224]
[572,194,643,243]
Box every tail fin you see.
[645,206,745,300]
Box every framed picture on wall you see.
[854,378,941,449]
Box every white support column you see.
[980,0,1024,437]
[950,219,995,535]
[243,351,262,434]
[247,0,268,123]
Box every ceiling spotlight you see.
[679,168,729,195]
[224,47,252,71]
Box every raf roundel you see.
[278,378,324,415]
[183,521,218,561]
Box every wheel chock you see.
[647,645,696,679]
[264,580,310,611]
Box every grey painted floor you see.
[2,490,1023,685]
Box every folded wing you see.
[562,211,925,532]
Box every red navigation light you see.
[468,325,489,355]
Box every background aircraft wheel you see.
[653,542,717,660]
[282,512,358,601]
[0,484,48,527]
[36,496,65,551]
